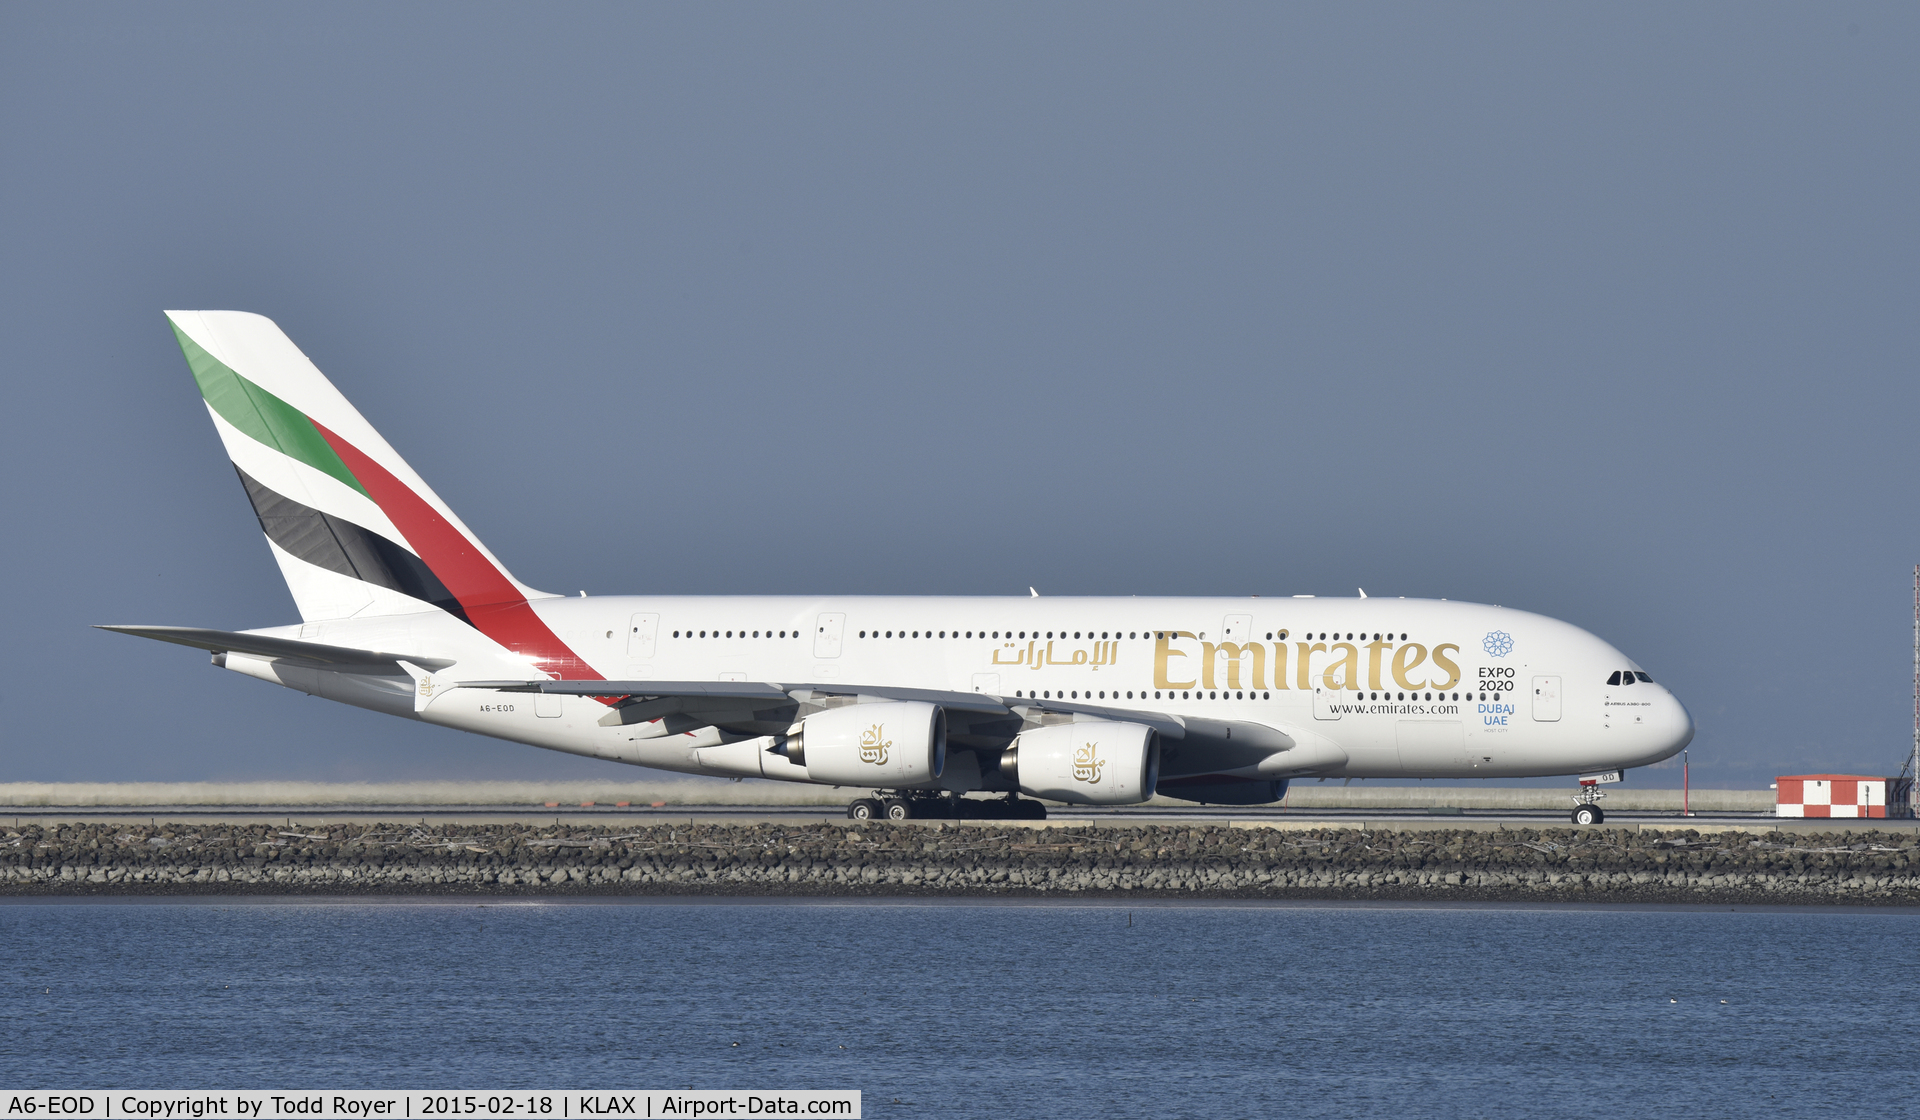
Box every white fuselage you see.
[224,593,1694,789]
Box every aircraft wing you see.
[449,678,1015,728]
[1001,696,1187,739]
[1005,697,1343,777]
[457,678,1008,711]
[447,680,1335,775]
[460,679,794,701]
[96,625,457,673]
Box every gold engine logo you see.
[1073,743,1104,784]
[859,724,891,766]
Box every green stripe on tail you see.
[171,322,368,497]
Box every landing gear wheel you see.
[1017,799,1048,820]
[884,798,912,821]
[848,798,880,820]
[1571,804,1601,826]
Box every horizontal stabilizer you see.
[96,625,456,672]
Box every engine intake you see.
[1000,720,1159,805]
[784,701,946,786]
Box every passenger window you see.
[1606,671,1621,686]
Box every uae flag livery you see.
[166,311,598,680]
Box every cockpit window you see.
[1606,671,1622,686]
[1633,671,1653,683]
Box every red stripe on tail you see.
[313,422,601,681]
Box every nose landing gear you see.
[1569,769,1623,825]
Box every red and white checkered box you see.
[1774,775,1894,818]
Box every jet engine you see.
[999,720,1159,805]
[782,701,946,786]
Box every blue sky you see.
[3,4,1916,790]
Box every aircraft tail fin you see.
[164,310,552,625]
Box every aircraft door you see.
[1312,686,1341,720]
[1221,613,1254,643]
[813,612,845,659]
[972,673,1001,695]
[626,613,659,659]
[1532,675,1562,722]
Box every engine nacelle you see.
[1000,720,1160,805]
[785,701,946,786]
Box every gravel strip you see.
[3,822,1916,904]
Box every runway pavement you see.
[3,802,1911,834]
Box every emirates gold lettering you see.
[1232,641,1263,690]
[1321,642,1360,690]
[1365,639,1393,691]
[1391,643,1429,691]
[1296,641,1327,690]
[1155,632,1197,690]
[980,629,1461,696]
[1203,642,1263,690]
[1072,743,1105,784]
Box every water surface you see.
[1,899,1912,1119]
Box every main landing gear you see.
[847,796,918,820]
[846,794,1046,821]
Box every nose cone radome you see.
[1643,690,1695,767]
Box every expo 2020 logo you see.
[1482,630,1514,658]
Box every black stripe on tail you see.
[234,466,472,626]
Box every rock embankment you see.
[3,822,1916,904]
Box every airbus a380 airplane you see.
[105,311,1693,824]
